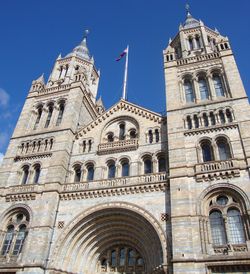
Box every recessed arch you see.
[50,202,167,274]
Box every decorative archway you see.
[50,202,167,274]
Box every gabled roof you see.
[183,12,200,29]
[76,99,164,138]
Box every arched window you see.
[108,162,116,178]
[1,212,29,256]
[219,110,225,124]
[188,37,193,50]
[158,157,166,172]
[209,211,227,245]
[207,193,247,250]
[148,130,153,143]
[111,250,116,266]
[99,246,144,272]
[227,209,245,244]
[209,112,216,126]
[203,113,209,127]
[121,161,129,177]
[217,138,232,160]
[187,116,192,129]
[198,77,209,100]
[226,109,233,122]
[74,165,82,182]
[194,115,199,128]
[45,104,54,128]
[213,75,225,97]
[56,102,65,126]
[13,225,27,255]
[144,158,152,174]
[184,79,195,103]
[21,166,29,185]
[87,165,94,181]
[119,123,125,140]
[128,249,136,266]
[119,248,125,266]
[201,141,214,162]
[1,225,14,255]
[195,36,201,48]
[33,164,41,184]
[34,107,42,130]
[155,129,160,143]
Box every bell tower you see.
[164,8,250,274]
[0,32,101,187]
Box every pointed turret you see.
[183,11,200,29]
[66,31,91,60]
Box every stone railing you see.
[195,159,240,182]
[177,52,220,66]
[63,172,167,192]
[98,139,139,155]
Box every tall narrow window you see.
[144,159,152,174]
[227,209,245,244]
[199,78,209,100]
[1,225,14,255]
[188,37,193,50]
[33,165,41,184]
[201,141,214,162]
[87,165,94,181]
[148,130,153,143]
[45,105,53,128]
[158,157,166,172]
[184,79,194,103]
[119,123,125,140]
[56,103,65,126]
[213,75,225,97]
[34,107,42,130]
[12,225,27,255]
[155,129,160,142]
[119,248,125,266]
[108,163,116,178]
[128,249,136,266]
[22,166,29,185]
[217,139,231,160]
[111,250,116,266]
[121,161,129,177]
[209,211,227,245]
[74,166,82,182]
[226,109,233,122]
[187,116,192,129]
[219,110,225,124]
[195,36,201,48]
[203,113,209,127]
[210,112,216,126]
[194,115,199,128]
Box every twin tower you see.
[0,10,250,274]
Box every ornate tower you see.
[0,33,101,186]
[164,9,250,273]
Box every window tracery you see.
[1,212,29,257]
[98,246,145,273]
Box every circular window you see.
[217,196,228,206]
[16,213,24,222]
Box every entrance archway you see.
[51,202,167,274]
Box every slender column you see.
[193,77,200,102]
[207,74,216,100]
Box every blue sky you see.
[0,0,249,158]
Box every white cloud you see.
[0,88,10,107]
[0,152,4,166]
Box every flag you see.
[116,48,127,61]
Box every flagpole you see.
[122,45,129,100]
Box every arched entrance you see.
[51,203,167,274]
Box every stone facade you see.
[0,11,250,274]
